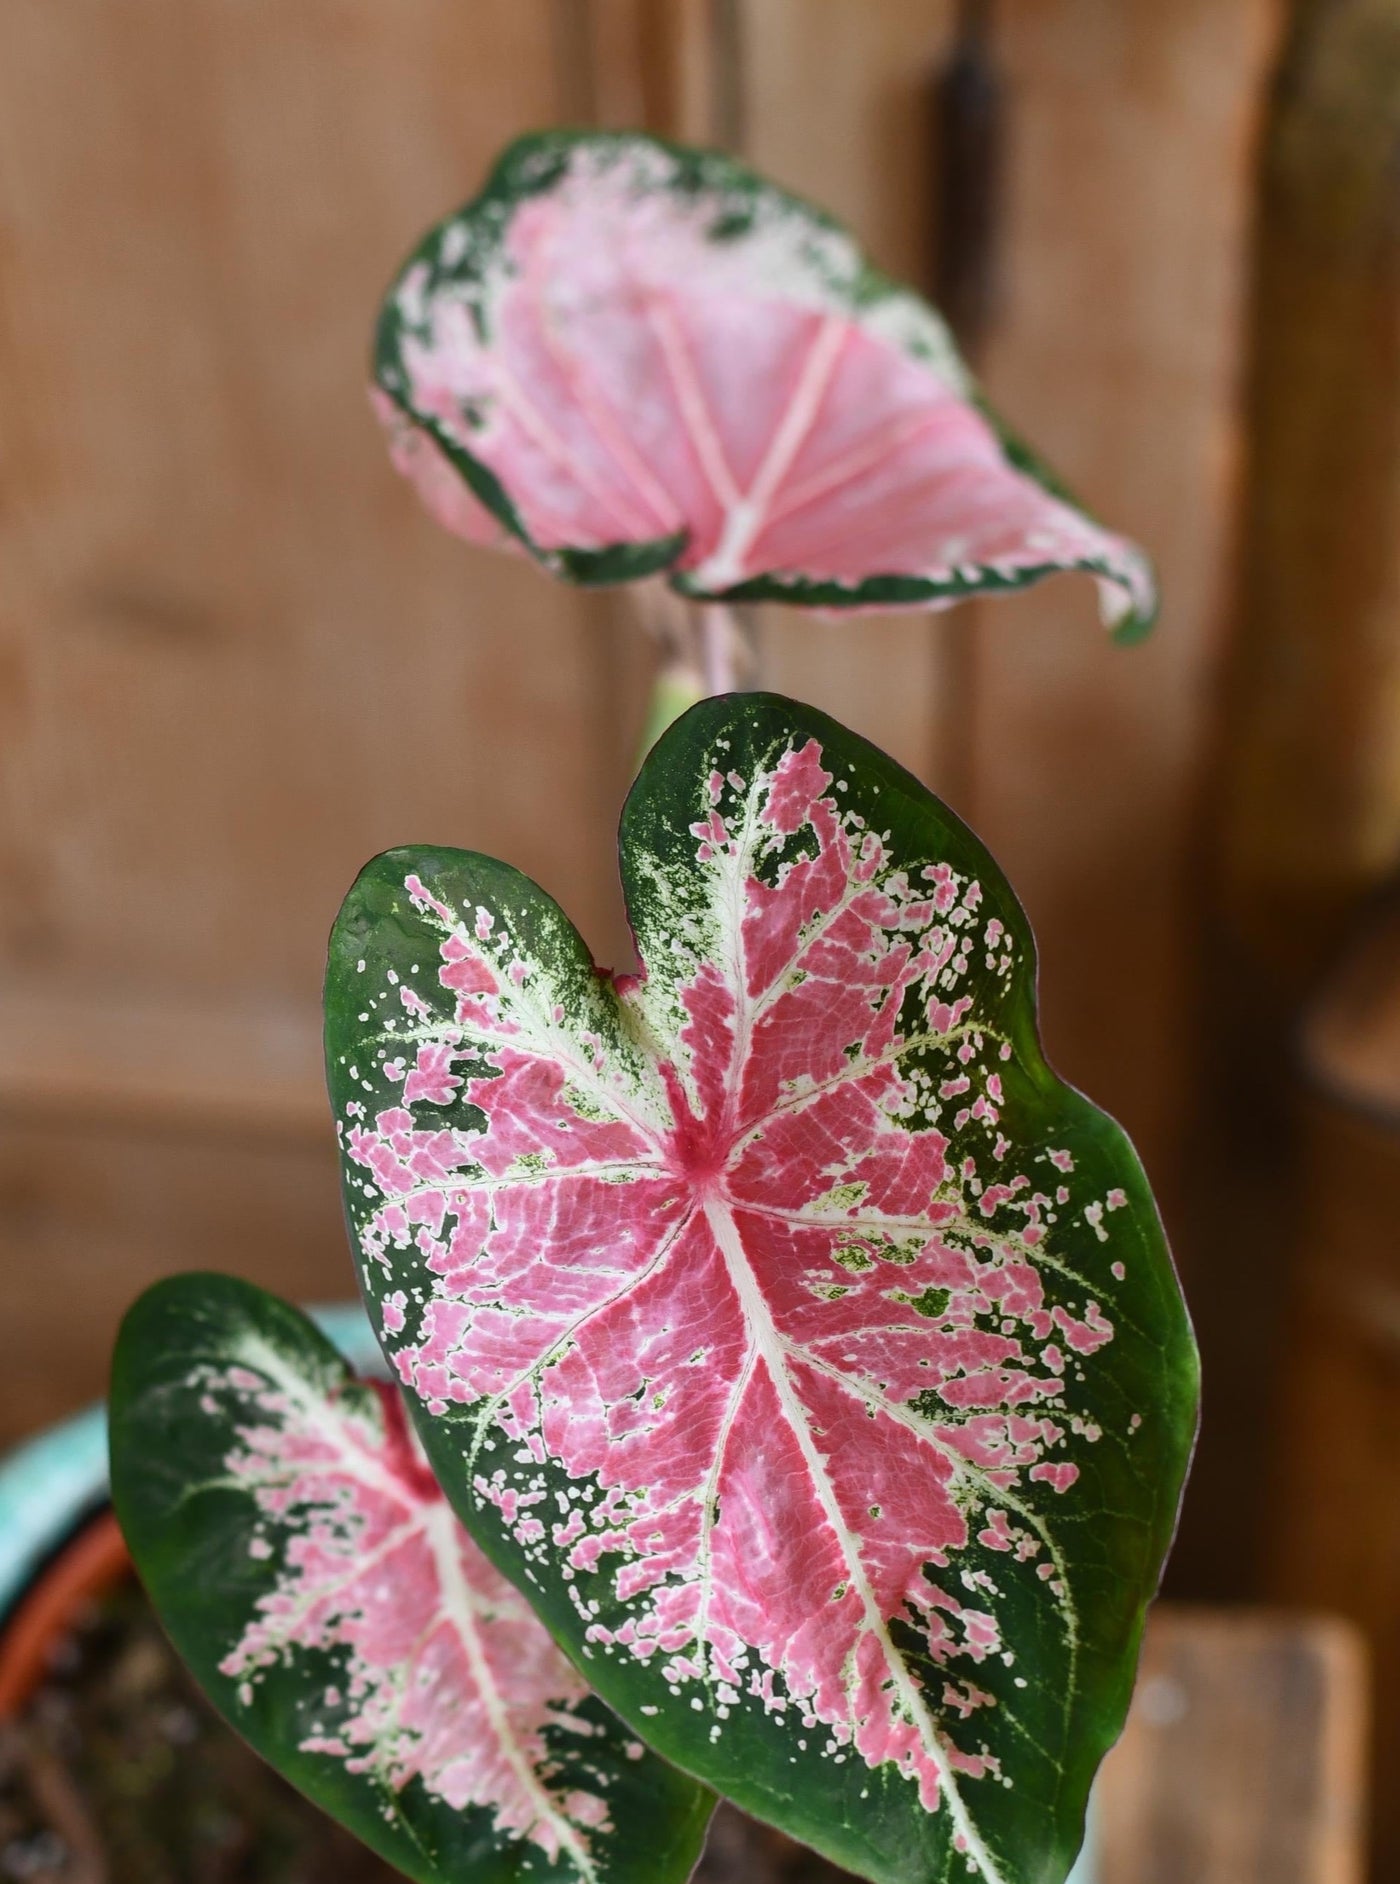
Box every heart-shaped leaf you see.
[109,1274,714,1884]
[372,131,1157,640]
[326,694,1197,1884]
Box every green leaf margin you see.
[325,693,1198,1884]
[110,1272,715,1884]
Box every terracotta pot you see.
[0,1506,130,1718]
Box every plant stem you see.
[629,585,758,768]
[700,604,739,694]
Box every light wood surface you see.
[738,0,1281,1207]
[969,0,1280,1193]
[1099,1605,1369,1884]
[738,0,963,803]
[0,2,627,1002]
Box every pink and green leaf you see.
[109,1274,714,1884]
[325,694,1197,1884]
[372,131,1157,641]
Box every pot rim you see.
[0,1504,130,1718]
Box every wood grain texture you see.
[0,984,324,1142]
[1171,37,1400,1833]
[968,0,1280,1191]
[1220,0,1400,996]
[0,23,1365,1779]
[734,1,1280,1200]
[1268,1065,1400,1880]
[0,1118,347,1442]
[0,1,619,1002]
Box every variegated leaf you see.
[326,694,1197,1884]
[109,1274,714,1884]
[372,131,1157,640]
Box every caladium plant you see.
[315,693,1195,1883]
[107,124,1195,1884]
[111,693,1196,1883]
[372,130,1158,641]
[110,1273,714,1884]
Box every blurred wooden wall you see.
[0,2,1277,1461]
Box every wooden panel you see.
[0,2,620,1005]
[0,1119,346,1442]
[0,3,1275,1106]
[731,3,1290,1642]
[734,2,1279,1199]
[561,0,725,142]
[969,0,1280,1189]
[0,984,323,1142]
[1098,1606,1368,1884]
[1219,0,1400,997]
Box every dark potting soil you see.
[0,1576,399,1884]
[0,1575,860,1884]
